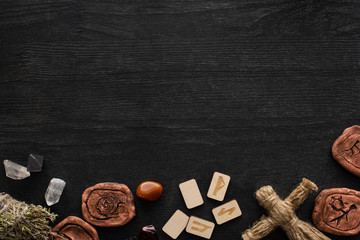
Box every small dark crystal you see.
[138,225,158,240]
[27,154,44,172]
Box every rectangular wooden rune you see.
[186,216,215,239]
[162,210,189,239]
[179,179,204,209]
[212,199,242,225]
[207,172,231,201]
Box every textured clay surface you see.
[82,182,136,227]
[52,216,99,240]
[332,125,360,177]
[313,188,360,236]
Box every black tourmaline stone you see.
[138,225,159,240]
[27,154,44,172]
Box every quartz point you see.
[27,154,44,172]
[45,178,66,206]
[3,160,30,180]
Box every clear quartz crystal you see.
[45,178,66,206]
[3,160,31,180]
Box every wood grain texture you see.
[0,0,359,239]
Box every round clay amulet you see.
[332,125,360,177]
[81,182,136,227]
[52,216,99,240]
[313,188,360,236]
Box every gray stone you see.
[45,178,66,206]
[27,154,44,172]
[3,160,31,180]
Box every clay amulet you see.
[136,181,163,201]
[313,188,360,236]
[81,182,136,227]
[332,125,360,177]
[52,216,99,240]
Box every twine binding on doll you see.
[242,178,330,240]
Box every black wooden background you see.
[1,1,360,239]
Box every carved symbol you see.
[329,196,357,226]
[191,221,212,233]
[213,176,225,196]
[218,207,236,216]
[345,140,360,156]
[96,195,117,216]
[62,235,72,240]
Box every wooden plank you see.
[1,1,360,239]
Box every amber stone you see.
[136,181,163,201]
[332,125,360,177]
[81,182,136,227]
[138,225,159,240]
[313,188,360,236]
[52,216,99,240]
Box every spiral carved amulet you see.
[313,188,360,236]
[52,216,99,240]
[332,125,360,177]
[81,182,136,227]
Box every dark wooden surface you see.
[1,1,360,239]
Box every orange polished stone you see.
[136,181,163,201]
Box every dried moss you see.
[0,193,58,240]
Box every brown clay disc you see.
[52,216,99,240]
[332,125,360,177]
[81,182,136,227]
[313,188,360,236]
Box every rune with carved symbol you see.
[81,182,136,227]
[332,125,360,177]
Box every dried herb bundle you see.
[0,193,57,240]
